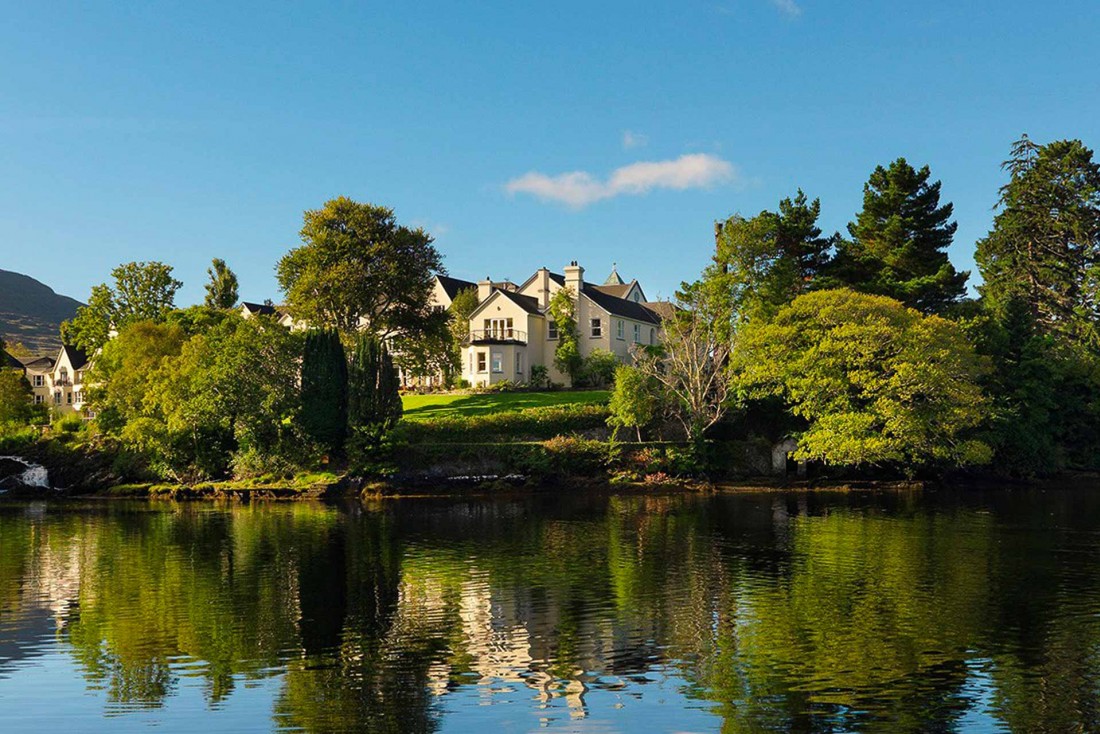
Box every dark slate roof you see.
[2,350,23,370]
[547,272,566,286]
[591,282,634,299]
[498,290,543,315]
[60,344,89,371]
[582,285,663,324]
[436,274,478,301]
[21,356,55,371]
[241,301,278,316]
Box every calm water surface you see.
[1,488,1099,732]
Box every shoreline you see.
[7,473,1095,502]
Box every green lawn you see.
[401,390,609,420]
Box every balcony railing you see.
[468,328,527,344]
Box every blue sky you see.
[1,1,1098,306]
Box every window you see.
[33,395,43,405]
[491,352,503,373]
[633,292,641,302]
[547,321,558,340]
[53,392,62,405]
[469,352,474,374]
[74,391,83,404]
[616,320,624,339]
[476,352,487,373]
[33,375,44,387]
[590,318,602,338]
[650,328,656,345]
[633,324,640,343]
[515,353,524,374]
[66,392,72,405]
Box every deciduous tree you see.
[735,289,991,470]
[204,258,239,309]
[276,197,444,344]
[63,262,183,352]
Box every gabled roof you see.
[469,287,543,319]
[604,266,626,286]
[582,284,663,324]
[21,356,55,371]
[241,301,278,316]
[435,274,478,301]
[59,344,89,371]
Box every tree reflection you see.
[1,490,1099,732]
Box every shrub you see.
[394,403,611,444]
[528,365,550,390]
[52,414,85,434]
[577,349,618,388]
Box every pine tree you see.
[299,329,347,455]
[976,135,1100,350]
[347,334,403,446]
[831,158,968,314]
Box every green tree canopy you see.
[975,135,1100,351]
[608,364,662,441]
[708,190,835,324]
[735,288,991,470]
[830,159,968,314]
[0,368,33,424]
[276,197,445,344]
[204,258,239,309]
[63,261,183,353]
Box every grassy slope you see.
[402,390,609,420]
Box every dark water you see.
[1,489,1099,733]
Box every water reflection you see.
[1,489,1099,732]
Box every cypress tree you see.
[347,333,403,445]
[831,158,968,314]
[299,329,348,454]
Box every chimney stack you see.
[477,277,494,302]
[564,261,584,295]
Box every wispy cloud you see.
[769,0,802,18]
[505,153,738,208]
[622,130,648,149]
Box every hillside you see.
[0,269,83,355]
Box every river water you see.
[0,488,1098,733]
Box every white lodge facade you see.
[454,262,665,387]
[12,345,92,416]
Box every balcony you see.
[468,328,527,345]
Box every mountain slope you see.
[0,269,83,355]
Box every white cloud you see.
[622,130,648,149]
[769,0,802,18]
[505,153,738,208]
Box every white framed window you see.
[66,392,72,404]
[491,352,503,373]
[53,392,62,405]
[547,321,558,340]
[469,352,474,374]
[33,375,44,387]
[476,352,487,373]
[616,320,624,339]
[590,318,602,338]
[74,391,83,404]
[633,324,640,342]
[33,395,43,405]
[515,353,524,374]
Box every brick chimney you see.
[564,261,584,296]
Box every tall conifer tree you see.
[831,158,968,314]
[299,329,348,454]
